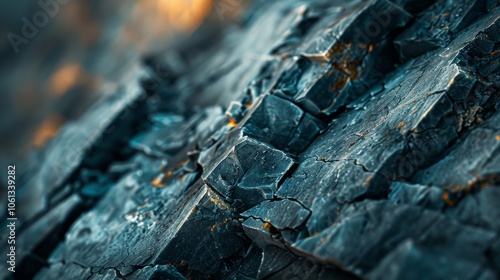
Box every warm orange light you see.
[50,63,84,96]
[151,174,167,187]
[227,117,238,127]
[156,0,212,33]
[32,114,64,147]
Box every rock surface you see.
[2,0,500,279]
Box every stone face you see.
[35,263,92,280]
[14,195,83,279]
[395,0,498,60]
[10,70,147,229]
[276,10,500,238]
[7,0,500,279]
[292,200,497,278]
[203,137,294,210]
[271,0,414,116]
[127,265,187,280]
[241,94,325,154]
[154,186,247,276]
[241,199,310,230]
[413,110,500,191]
[388,182,445,211]
[256,246,355,280]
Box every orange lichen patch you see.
[397,121,405,129]
[211,218,230,231]
[325,42,365,91]
[260,221,280,234]
[32,114,64,147]
[151,174,166,187]
[50,63,84,96]
[218,218,230,227]
[321,237,326,243]
[330,76,351,91]
[443,26,450,30]
[451,175,499,194]
[261,222,272,231]
[495,135,500,141]
[227,116,238,127]
[346,62,360,79]
[179,260,186,266]
[165,170,173,178]
[245,103,252,108]
[442,176,500,207]
[207,189,230,210]
[366,177,372,183]
[442,191,457,207]
[490,50,500,56]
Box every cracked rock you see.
[9,0,500,279]
[203,137,294,210]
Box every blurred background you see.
[0,0,247,164]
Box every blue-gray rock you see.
[7,0,500,279]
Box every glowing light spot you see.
[50,63,84,96]
[227,117,238,127]
[32,114,64,147]
[157,0,212,33]
[151,174,166,187]
[442,191,457,207]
